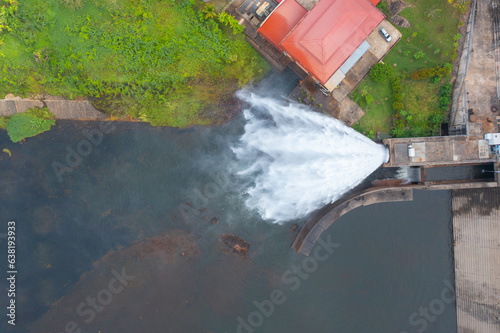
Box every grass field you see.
[0,0,269,128]
[351,0,464,137]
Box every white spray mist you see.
[232,92,389,223]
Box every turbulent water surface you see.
[233,92,389,222]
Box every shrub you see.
[391,77,401,86]
[369,62,394,83]
[391,76,403,107]
[218,12,244,34]
[443,63,453,75]
[439,83,453,111]
[413,50,425,60]
[429,112,444,125]
[365,93,374,105]
[367,130,375,140]
[5,107,56,142]
[430,76,440,84]
[439,96,451,109]
[440,82,452,95]
[411,64,453,80]
[393,102,404,111]
[391,76,402,94]
[202,4,217,20]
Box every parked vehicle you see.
[379,27,392,42]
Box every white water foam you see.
[232,92,389,223]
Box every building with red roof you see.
[257,0,307,52]
[258,0,385,91]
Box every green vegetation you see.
[0,0,269,128]
[376,1,391,17]
[352,0,466,138]
[0,116,7,129]
[1,107,55,142]
[389,75,447,137]
[410,63,452,80]
[369,62,394,83]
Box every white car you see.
[379,27,392,42]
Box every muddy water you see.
[0,117,456,333]
[0,71,456,333]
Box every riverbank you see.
[0,0,269,129]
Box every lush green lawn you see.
[351,77,393,136]
[352,0,463,137]
[0,0,269,128]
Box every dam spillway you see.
[382,136,496,168]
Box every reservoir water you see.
[0,71,456,333]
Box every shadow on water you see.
[252,67,300,98]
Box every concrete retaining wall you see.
[0,95,106,120]
[292,180,500,256]
[292,186,414,255]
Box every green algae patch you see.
[4,107,55,142]
[0,116,7,129]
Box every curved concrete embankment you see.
[291,185,414,256]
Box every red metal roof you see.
[257,0,307,52]
[280,0,384,84]
[369,0,380,5]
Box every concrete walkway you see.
[0,95,107,120]
[452,0,499,133]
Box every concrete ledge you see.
[0,95,107,120]
[292,185,414,255]
[291,179,500,256]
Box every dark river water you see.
[0,72,457,333]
